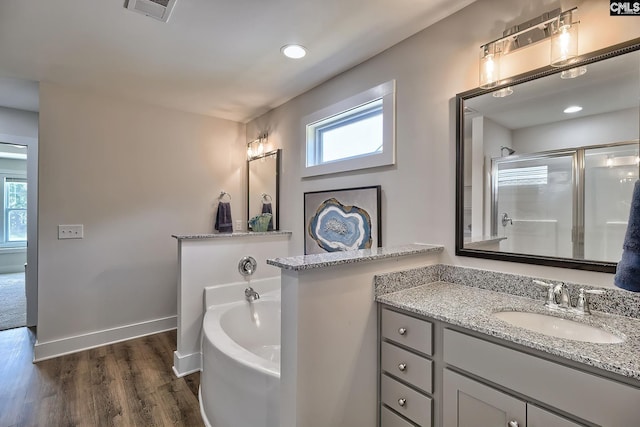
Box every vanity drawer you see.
[381,309,432,355]
[381,341,432,393]
[381,374,432,427]
[381,406,417,427]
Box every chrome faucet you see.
[244,287,260,302]
[575,288,605,315]
[533,280,604,315]
[554,283,571,309]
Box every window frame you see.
[302,80,395,177]
[0,172,27,247]
[4,177,27,243]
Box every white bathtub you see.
[200,278,281,427]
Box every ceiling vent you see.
[126,0,177,22]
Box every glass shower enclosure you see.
[492,141,638,262]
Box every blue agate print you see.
[308,198,372,252]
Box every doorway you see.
[0,143,27,330]
[0,134,37,331]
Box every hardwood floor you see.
[0,328,203,427]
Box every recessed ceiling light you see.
[281,44,307,59]
[563,105,583,114]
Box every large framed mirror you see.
[456,38,640,273]
[248,149,280,231]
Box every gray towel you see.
[614,180,640,292]
[261,202,273,231]
[215,202,233,233]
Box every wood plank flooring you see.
[0,328,203,427]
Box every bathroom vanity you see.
[376,271,640,427]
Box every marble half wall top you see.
[266,243,444,271]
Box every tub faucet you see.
[245,287,260,302]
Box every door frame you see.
[0,133,37,327]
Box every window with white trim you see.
[302,80,395,177]
[0,174,27,246]
[4,177,27,243]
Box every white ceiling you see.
[0,0,476,122]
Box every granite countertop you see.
[377,281,640,380]
[266,244,444,271]
[172,231,292,240]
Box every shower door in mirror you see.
[584,143,639,262]
[492,153,575,258]
[490,141,638,261]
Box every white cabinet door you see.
[443,369,525,427]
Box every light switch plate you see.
[58,224,83,239]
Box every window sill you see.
[0,246,26,254]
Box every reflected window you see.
[497,166,548,186]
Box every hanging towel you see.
[215,202,233,233]
[261,202,274,231]
[614,180,640,292]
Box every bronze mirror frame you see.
[455,38,640,273]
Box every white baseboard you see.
[33,315,177,362]
[173,350,201,377]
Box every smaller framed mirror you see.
[248,149,280,231]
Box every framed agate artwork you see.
[303,186,381,255]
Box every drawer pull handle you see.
[398,363,407,372]
[507,421,519,427]
[398,327,407,335]
[398,398,406,407]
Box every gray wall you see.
[246,0,640,288]
[37,82,245,350]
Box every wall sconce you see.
[479,7,578,88]
[479,42,501,89]
[247,133,269,160]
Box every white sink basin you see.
[493,311,624,344]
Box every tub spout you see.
[244,287,260,302]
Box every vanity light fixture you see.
[247,133,269,160]
[550,9,579,67]
[492,87,513,98]
[479,7,579,88]
[281,44,307,59]
[561,66,587,79]
[479,42,500,89]
[563,105,583,114]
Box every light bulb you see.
[479,43,500,89]
[551,17,578,67]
